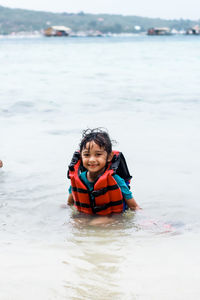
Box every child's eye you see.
[83,153,89,157]
[96,153,102,156]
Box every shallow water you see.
[0,35,200,299]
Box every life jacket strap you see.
[91,184,119,197]
[74,201,90,208]
[72,187,88,194]
[93,200,123,213]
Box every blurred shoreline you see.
[0,31,197,39]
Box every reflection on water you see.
[61,210,197,300]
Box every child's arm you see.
[67,193,74,206]
[113,174,141,210]
[125,197,141,210]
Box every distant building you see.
[186,25,200,35]
[147,27,171,36]
[44,26,71,37]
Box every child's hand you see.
[67,194,74,206]
[126,197,141,210]
[134,205,142,210]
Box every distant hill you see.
[0,5,198,34]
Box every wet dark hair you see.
[80,128,113,155]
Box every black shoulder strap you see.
[68,151,80,179]
[67,151,87,178]
[68,151,80,171]
[111,152,132,182]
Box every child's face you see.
[81,141,112,176]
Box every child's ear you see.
[107,151,114,162]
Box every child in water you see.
[67,129,140,224]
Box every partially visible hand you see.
[0,160,3,168]
[135,206,142,210]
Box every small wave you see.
[48,128,79,136]
[3,101,36,115]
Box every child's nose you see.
[89,155,95,162]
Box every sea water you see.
[0,35,200,299]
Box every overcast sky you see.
[0,0,199,20]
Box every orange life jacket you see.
[68,151,132,215]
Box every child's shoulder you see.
[113,174,131,190]
[113,174,125,184]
